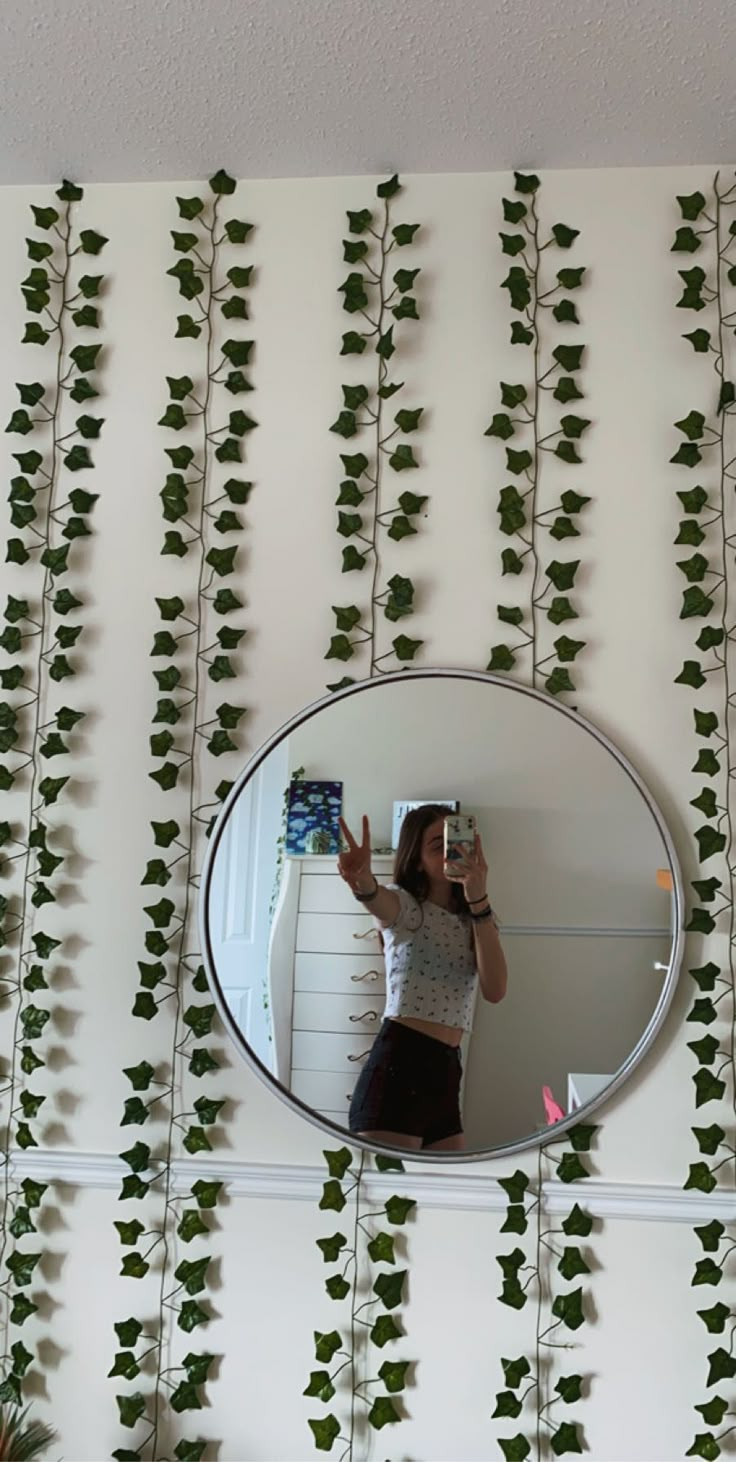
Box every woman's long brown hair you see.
[393,804,469,915]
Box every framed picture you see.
[285,779,343,856]
[391,799,459,850]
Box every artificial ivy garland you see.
[325,172,427,686]
[1,178,106,1407]
[485,170,590,696]
[307,1147,415,1456]
[668,172,736,1462]
[110,168,254,1461]
[487,172,597,1461]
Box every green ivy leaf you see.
[487,645,516,673]
[373,1270,407,1310]
[325,1274,350,1300]
[558,1246,591,1281]
[178,1300,209,1333]
[551,1287,585,1330]
[370,1313,402,1347]
[367,1231,396,1265]
[224,217,253,242]
[340,331,367,355]
[486,412,515,440]
[685,1162,717,1194]
[672,227,702,254]
[550,1421,583,1456]
[698,1304,730,1334]
[307,1415,341,1452]
[368,1395,400,1430]
[303,1369,335,1402]
[314,1329,343,1364]
[501,1356,531,1388]
[494,1391,523,1415]
[392,635,422,662]
[498,1436,531,1461]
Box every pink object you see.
[542,1085,565,1124]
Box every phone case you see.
[443,813,476,870]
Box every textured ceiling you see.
[2,0,735,184]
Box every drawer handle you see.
[350,969,382,982]
[349,1009,379,1023]
[352,929,379,941]
[348,1049,371,1062]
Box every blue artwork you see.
[285,779,343,856]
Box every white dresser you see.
[267,855,394,1124]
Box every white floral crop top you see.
[376,884,478,1033]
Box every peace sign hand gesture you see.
[337,815,372,892]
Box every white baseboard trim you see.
[10,1149,736,1223]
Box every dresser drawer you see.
[299,864,393,915]
[294,952,385,995]
[291,1069,358,1116]
[293,990,383,1036]
[296,911,382,954]
[291,1029,375,1074]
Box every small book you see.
[285,779,343,856]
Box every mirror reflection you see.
[204,674,680,1155]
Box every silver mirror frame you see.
[198,668,685,1163]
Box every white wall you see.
[0,162,723,1460]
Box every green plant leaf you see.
[308,1415,341,1452]
[388,299,414,332]
[370,1313,402,1347]
[706,1348,736,1385]
[314,1329,343,1364]
[672,227,702,254]
[556,1374,583,1403]
[498,1436,531,1461]
[558,1246,591,1281]
[116,1393,146,1429]
[340,331,367,355]
[698,1304,730,1334]
[178,1209,210,1244]
[325,1274,350,1300]
[368,1395,400,1429]
[319,1180,346,1213]
[506,448,532,474]
[123,1060,155,1092]
[392,222,420,244]
[685,1162,718,1194]
[502,1356,531,1388]
[550,1421,583,1456]
[303,1369,336,1402]
[367,1231,396,1264]
[551,1287,585,1330]
[500,233,527,257]
[486,412,515,440]
[178,1300,209,1333]
[373,1269,407,1309]
[553,299,578,323]
[494,1391,523,1415]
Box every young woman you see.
[337,804,507,1152]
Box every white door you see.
[207,740,289,1071]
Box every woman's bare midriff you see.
[388,1014,463,1047]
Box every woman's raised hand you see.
[337,815,372,889]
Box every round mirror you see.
[199,670,684,1161]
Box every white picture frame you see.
[391,798,459,850]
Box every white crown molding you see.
[12,1149,736,1224]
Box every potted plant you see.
[0,1405,56,1461]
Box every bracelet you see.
[353,878,379,902]
[467,894,489,906]
[469,906,494,922]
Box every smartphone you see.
[443,813,476,876]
